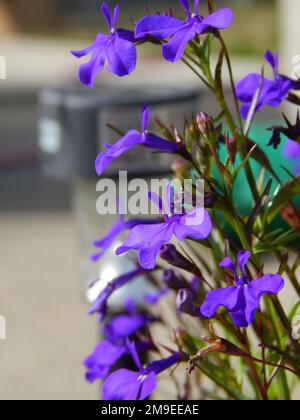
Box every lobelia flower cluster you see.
[73,1,300,401]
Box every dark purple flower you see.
[160,244,197,274]
[102,340,182,400]
[176,288,201,317]
[89,269,142,321]
[92,215,159,262]
[236,51,300,119]
[135,1,234,62]
[71,3,137,87]
[201,250,285,328]
[84,340,126,383]
[116,189,212,270]
[95,105,179,175]
[163,269,185,290]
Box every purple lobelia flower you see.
[201,250,285,328]
[236,51,300,119]
[71,3,137,88]
[95,105,179,175]
[102,340,182,400]
[135,1,234,62]
[89,269,142,321]
[84,340,126,383]
[116,189,212,270]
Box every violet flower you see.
[89,269,142,321]
[102,340,182,400]
[236,51,300,119]
[201,250,285,328]
[95,105,179,175]
[84,340,126,383]
[71,3,137,88]
[135,1,234,62]
[116,190,212,270]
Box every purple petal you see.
[105,314,149,341]
[95,129,142,175]
[174,209,212,241]
[236,73,262,103]
[180,0,191,17]
[220,257,238,280]
[84,340,125,370]
[135,15,185,40]
[105,36,137,76]
[86,366,109,383]
[147,352,182,375]
[71,44,94,59]
[116,29,136,42]
[202,7,234,30]
[113,4,120,29]
[101,3,113,29]
[194,0,200,14]
[265,50,279,75]
[201,286,240,318]
[143,133,180,152]
[78,50,106,88]
[117,223,172,254]
[116,223,174,269]
[126,339,143,372]
[139,372,157,400]
[251,274,285,297]
[231,275,285,327]
[284,139,300,160]
[141,105,150,133]
[237,250,251,274]
[92,216,126,261]
[102,369,142,400]
[163,23,197,62]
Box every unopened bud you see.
[163,269,185,291]
[176,289,200,317]
[160,244,198,275]
[225,130,238,164]
[196,112,214,135]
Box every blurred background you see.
[0,0,299,400]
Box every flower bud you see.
[196,112,214,135]
[176,289,200,317]
[160,244,197,275]
[225,130,238,164]
[163,269,185,291]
